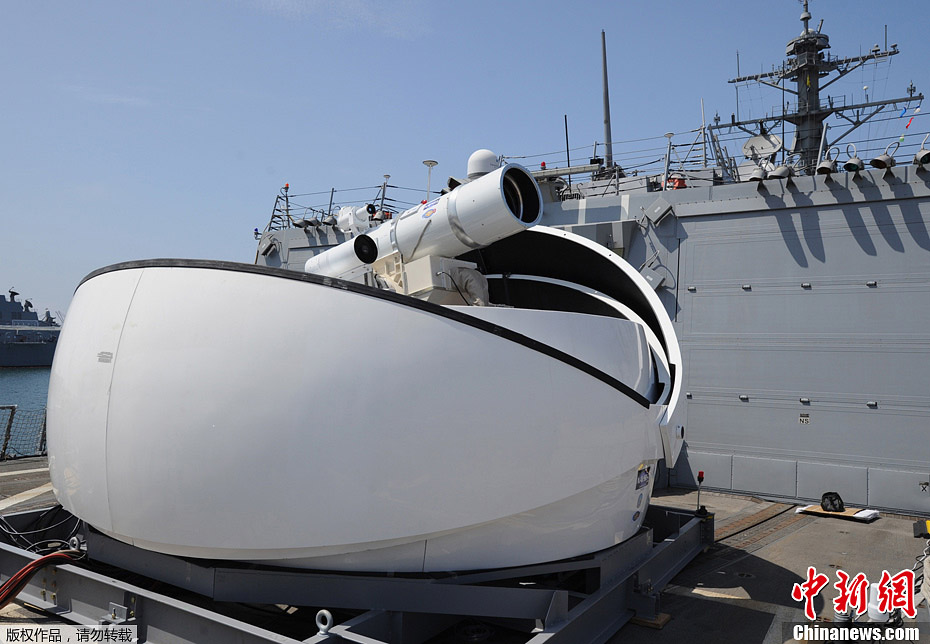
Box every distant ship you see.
[0,288,60,368]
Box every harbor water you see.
[0,367,51,411]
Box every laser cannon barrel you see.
[304,164,543,279]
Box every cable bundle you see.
[0,550,81,610]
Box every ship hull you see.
[48,260,662,571]
[0,329,58,367]
[0,344,56,368]
[546,166,930,515]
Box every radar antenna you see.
[720,2,923,174]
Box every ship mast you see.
[724,0,921,175]
[601,30,614,168]
[787,1,829,171]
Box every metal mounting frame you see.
[0,505,712,643]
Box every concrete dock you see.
[1,457,927,642]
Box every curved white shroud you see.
[473,226,683,427]
[47,251,675,572]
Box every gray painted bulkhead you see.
[543,166,930,514]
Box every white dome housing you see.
[46,162,682,574]
[466,149,500,179]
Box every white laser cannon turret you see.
[304,164,543,282]
[47,155,682,574]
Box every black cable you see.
[0,505,80,552]
[26,539,71,554]
[0,518,34,550]
[437,271,471,305]
[0,550,83,610]
[9,514,78,537]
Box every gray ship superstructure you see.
[0,288,60,368]
[255,3,930,516]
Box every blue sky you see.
[2,0,926,315]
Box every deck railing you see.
[0,405,47,460]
